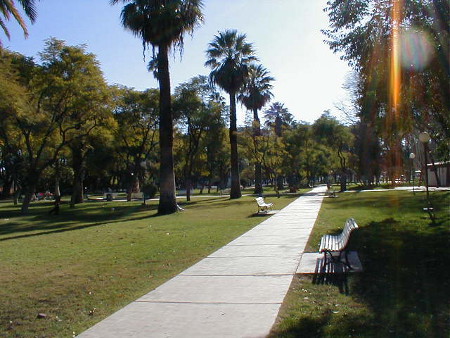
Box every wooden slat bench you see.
[255,197,273,214]
[319,218,358,269]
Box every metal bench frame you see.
[255,197,273,213]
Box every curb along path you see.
[79,186,327,338]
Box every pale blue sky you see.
[4,0,352,124]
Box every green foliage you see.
[0,0,37,41]
[323,0,449,167]
[205,29,257,95]
[112,86,160,192]
[239,63,274,117]
[173,76,226,197]
[0,40,115,211]
[111,0,204,52]
[264,102,295,137]
[205,29,258,199]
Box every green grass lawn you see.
[270,189,450,338]
[0,191,298,337]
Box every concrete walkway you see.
[78,186,327,338]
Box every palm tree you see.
[239,64,274,195]
[111,0,203,214]
[0,0,37,41]
[264,102,293,137]
[205,29,257,199]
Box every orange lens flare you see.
[390,0,402,120]
[388,0,404,182]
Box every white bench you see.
[255,197,273,213]
[325,188,337,197]
[319,218,358,269]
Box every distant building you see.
[426,161,450,187]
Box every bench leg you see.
[323,251,353,271]
[341,251,353,270]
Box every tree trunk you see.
[253,108,263,196]
[340,172,347,192]
[0,178,13,199]
[157,45,177,214]
[71,147,86,205]
[229,92,241,199]
[21,178,37,214]
[277,176,284,191]
[185,177,191,202]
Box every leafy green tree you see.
[312,113,354,191]
[0,47,28,200]
[203,118,229,193]
[323,0,449,178]
[0,39,113,213]
[0,0,37,42]
[281,123,312,191]
[205,29,257,199]
[239,64,274,195]
[113,86,159,200]
[111,0,204,214]
[259,129,286,194]
[174,76,223,201]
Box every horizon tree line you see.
[0,0,448,214]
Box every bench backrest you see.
[337,218,358,247]
[255,197,266,206]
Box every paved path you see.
[78,186,326,338]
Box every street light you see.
[409,152,416,194]
[419,132,432,213]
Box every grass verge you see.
[270,189,449,337]
[0,192,298,337]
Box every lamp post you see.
[419,132,431,207]
[409,152,415,195]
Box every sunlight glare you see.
[389,0,402,118]
[400,28,434,71]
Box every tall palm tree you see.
[239,64,274,195]
[111,0,203,214]
[264,102,293,137]
[205,29,257,199]
[0,0,37,41]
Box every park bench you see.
[255,197,273,214]
[319,218,358,269]
[325,187,337,198]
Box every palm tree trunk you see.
[229,92,241,199]
[157,44,177,214]
[253,108,263,196]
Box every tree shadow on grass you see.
[349,218,450,337]
[272,218,450,337]
[0,203,159,240]
[270,311,333,338]
[312,258,350,295]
